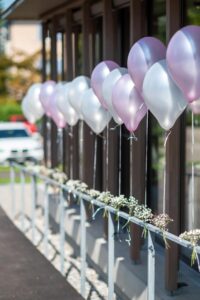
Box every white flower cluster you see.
[133,204,153,223]
[151,213,173,231]
[180,229,200,247]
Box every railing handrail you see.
[10,161,200,254]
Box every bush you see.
[0,99,22,121]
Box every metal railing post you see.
[108,211,115,300]
[20,169,25,232]
[44,181,49,258]
[148,230,155,300]
[80,197,86,298]
[60,188,65,275]
[31,175,37,244]
[10,162,15,219]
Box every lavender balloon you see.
[91,60,119,109]
[39,80,56,116]
[49,84,66,128]
[127,37,166,92]
[112,74,147,132]
[167,25,200,102]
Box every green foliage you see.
[0,97,22,121]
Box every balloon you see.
[189,98,200,115]
[22,96,38,124]
[166,25,200,102]
[26,83,44,120]
[112,74,147,132]
[81,88,111,134]
[143,60,187,131]
[57,82,79,126]
[48,84,66,128]
[102,67,127,124]
[68,76,90,119]
[39,80,56,116]
[91,60,119,109]
[127,37,166,92]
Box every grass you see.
[0,165,31,184]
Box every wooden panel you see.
[41,22,48,166]
[50,18,58,168]
[63,10,73,175]
[165,0,183,293]
[129,0,148,262]
[81,1,96,187]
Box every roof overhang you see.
[1,0,71,21]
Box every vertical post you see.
[165,0,183,293]
[80,198,86,298]
[129,0,147,262]
[31,175,37,244]
[50,18,58,168]
[20,169,25,232]
[108,212,115,300]
[102,0,119,239]
[44,182,49,258]
[42,22,48,166]
[63,10,73,175]
[147,231,155,300]
[60,188,65,275]
[10,162,15,219]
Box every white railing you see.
[9,162,200,300]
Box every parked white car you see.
[0,122,44,164]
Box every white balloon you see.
[102,67,127,124]
[68,76,91,119]
[22,96,37,123]
[25,83,44,121]
[143,59,187,131]
[81,88,111,134]
[57,82,79,126]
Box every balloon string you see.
[118,126,122,196]
[106,125,109,191]
[128,132,138,141]
[130,136,133,195]
[191,111,195,228]
[144,111,149,206]
[110,123,120,131]
[69,126,73,179]
[56,128,63,167]
[93,135,97,189]
[47,118,51,168]
[163,130,171,214]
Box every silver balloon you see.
[68,76,91,119]
[81,88,111,134]
[57,82,79,126]
[102,67,127,124]
[22,96,38,123]
[26,83,44,121]
[143,59,187,131]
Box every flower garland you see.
[24,162,200,268]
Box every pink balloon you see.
[91,60,119,109]
[39,81,56,117]
[49,87,66,128]
[190,98,200,114]
[167,25,200,102]
[112,74,147,132]
[127,37,166,92]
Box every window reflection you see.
[184,0,200,231]
[147,0,166,214]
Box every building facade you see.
[3,0,200,296]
